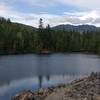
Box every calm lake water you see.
[0,53,100,100]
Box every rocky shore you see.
[12,72,100,100]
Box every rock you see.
[11,90,34,100]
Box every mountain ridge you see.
[52,24,100,32]
[15,23,100,32]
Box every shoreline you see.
[12,72,100,100]
[0,52,99,56]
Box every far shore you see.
[0,51,99,56]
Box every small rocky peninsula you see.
[12,72,100,100]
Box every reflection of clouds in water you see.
[0,74,88,99]
[0,77,38,97]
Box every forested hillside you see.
[0,17,100,54]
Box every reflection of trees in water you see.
[38,75,42,88]
[37,55,51,88]
[46,75,50,81]
[38,75,50,88]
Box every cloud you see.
[22,0,57,7]
[92,18,100,24]
[0,0,57,7]
[1,0,100,10]
[0,2,21,18]
[16,0,100,10]
[0,1,100,27]
[57,0,100,10]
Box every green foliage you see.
[0,17,100,54]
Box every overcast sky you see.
[0,0,100,27]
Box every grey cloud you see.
[49,16,94,25]
[92,18,100,24]
[24,16,38,21]
[66,17,94,24]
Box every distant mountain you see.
[52,24,100,32]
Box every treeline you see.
[0,17,100,54]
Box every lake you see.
[0,53,100,100]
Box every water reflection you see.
[0,53,99,86]
[0,54,100,99]
[0,74,87,100]
[37,55,51,88]
[38,75,42,88]
[38,75,50,88]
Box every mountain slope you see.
[52,24,100,32]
